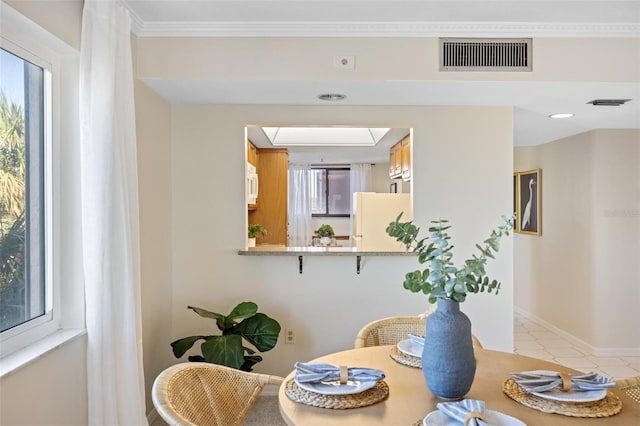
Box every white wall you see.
[134,78,174,412]
[167,104,514,378]
[0,336,87,426]
[514,129,640,355]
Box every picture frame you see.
[514,168,541,235]
[390,182,398,193]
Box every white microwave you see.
[246,162,259,205]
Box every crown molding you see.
[128,20,640,38]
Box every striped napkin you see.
[436,399,488,426]
[294,362,385,384]
[511,370,615,393]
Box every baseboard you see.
[147,407,159,425]
[515,307,640,357]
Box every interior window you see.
[245,125,412,248]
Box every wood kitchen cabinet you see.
[247,140,258,166]
[389,135,411,181]
[401,136,411,181]
[389,142,402,178]
[248,148,288,246]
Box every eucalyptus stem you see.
[386,214,515,303]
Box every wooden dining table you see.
[278,345,640,425]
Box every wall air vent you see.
[587,99,631,106]
[440,38,532,72]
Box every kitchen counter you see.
[238,245,414,256]
[238,245,415,274]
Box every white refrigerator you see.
[352,192,413,251]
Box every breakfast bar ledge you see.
[237,246,415,274]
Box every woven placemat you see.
[389,346,422,368]
[284,378,389,409]
[503,377,622,418]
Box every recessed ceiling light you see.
[549,113,574,119]
[317,93,346,101]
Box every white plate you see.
[294,378,377,395]
[397,338,423,358]
[519,370,608,403]
[531,388,607,403]
[423,409,526,426]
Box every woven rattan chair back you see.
[152,362,284,426]
[617,375,640,404]
[353,315,483,349]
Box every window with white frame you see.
[310,167,351,217]
[0,43,53,354]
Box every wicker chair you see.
[353,315,484,349]
[152,362,284,426]
[617,375,640,404]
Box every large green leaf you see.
[201,335,245,369]
[235,313,281,352]
[227,301,258,323]
[170,335,206,358]
[187,306,225,321]
[187,305,228,330]
[240,355,263,372]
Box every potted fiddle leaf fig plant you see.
[247,223,267,247]
[170,301,281,371]
[314,224,335,245]
[385,213,515,400]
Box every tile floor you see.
[514,312,640,380]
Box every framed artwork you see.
[390,182,398,193]
[515,169,541,235]
[513,173,519,231]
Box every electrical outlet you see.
[333,55,355,69]
[285,328,295,344]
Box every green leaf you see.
[201,335,244,369]
[235,313,281,352]
[429,270,443,282]
[170,335,206,358]
[227,301,258,322]
[187,305,223,321]
[240,355,263,372]
[187,305,228,330]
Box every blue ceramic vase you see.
[421,298,476,400]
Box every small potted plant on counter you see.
[247,223,267,247]
[314,224,335,245]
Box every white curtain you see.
[349,163,373,243]
[80,1,148,424]
[288,164,312,246]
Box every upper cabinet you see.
[389,135,411,181]
[247,140,259,210]
[247,140,259,166]
[401,137,411,181]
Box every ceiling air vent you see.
[587,99,631,106]
[440,38,532,72]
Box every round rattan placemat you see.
[284,378,389,409]
[503,377,622,418]
[389,346,422,368]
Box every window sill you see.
[0,328,86,378]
